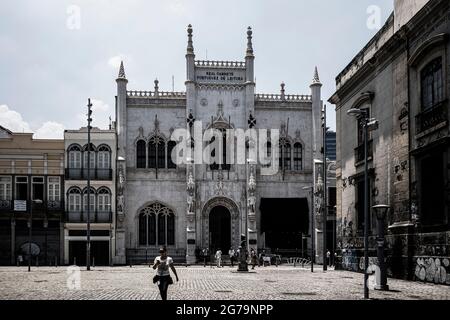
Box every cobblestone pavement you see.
[0,265,449,300]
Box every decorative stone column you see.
[115,158,126,264]
[186,161,197,264]
[247,162,258,250]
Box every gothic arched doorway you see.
[209,206,231,253]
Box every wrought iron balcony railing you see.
[65,211,112,223]
[0,200,63,212]
[65,168,112,181]
[416,101,448,134]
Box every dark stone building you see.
[329,0,450,285]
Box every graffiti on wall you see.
[414,257,450,285]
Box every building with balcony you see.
[0,126,64,266]
[64,127,120,265]
[329,0,450,285]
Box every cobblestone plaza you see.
[0,266,448,300]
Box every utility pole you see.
[86,98,93,271]
[322,105,327,271]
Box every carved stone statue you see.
[187,195,194,214]
[117,195,124,214]
[247,196,256,215]
[248,171,256,192]
[118,164,125,194]
[187,171,195,192]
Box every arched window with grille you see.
[82,187,96,216]
[136,140,146,169]
[421,57,443,110]
[82,143,96,169]
[67,187,81,212]
[97,145,111,169]
[97,188,111,212]
[167,141,177,169]
[294,143,303,171]
[68,145,82,169]
[139,203,175,246]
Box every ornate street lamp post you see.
[86,98,93,271]
[347,108,379,299]
[373,205,389,291]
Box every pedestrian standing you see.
[215,248,222,268]
[250,249,257,269]
[152,246,179,301]
[228,248,235,267]
[326,249,331,267]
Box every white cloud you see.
[0,104,33,133]
[77,99,111,130]
[34,121,65,139]
[91,98,109,112]
[165,0,187,15]
[108,54,126,69]
[0,104,65,139]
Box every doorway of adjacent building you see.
[420,149,446,226]
[209,206,231,254]
[69,241,109,266]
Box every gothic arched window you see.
[279,139,291,171]
[157,141,165,169]
[148,136,166,169]
[294,143,303,171]
[139,203,175,246]
[209,129,229,171]
[136,140,146,169]
[167,141,177,169]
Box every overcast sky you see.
[0,0,393,139]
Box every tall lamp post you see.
[28,199,43,272]
[373,205,389,291]
[347,108,378,299]
[321,105,328,271]
[303,186,315,273]
[86,99,93,271]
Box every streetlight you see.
[303,186,315,273]
[321,105,328,272]
[372,205,389,291]
[347,107,379,299]
[28,199,43,272]
[86,98,93,271]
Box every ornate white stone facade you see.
[115,26,324,264]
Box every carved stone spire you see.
[154,78,159,92]
[187,24,194,55]
[246,26,254,57]
[312,66,322,85]
[117,61,126,79]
